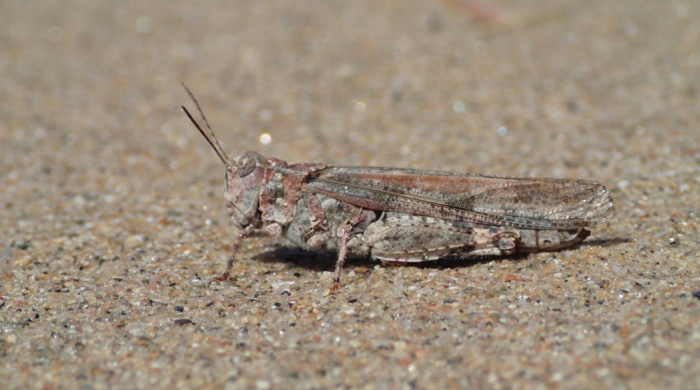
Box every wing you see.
[303,166,614,229]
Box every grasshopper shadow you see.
[252,236,630,274]
[252,245,529,273]
[580,237,632,248]
[253,246,375,273]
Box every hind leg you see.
[362,215,520,262]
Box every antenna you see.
[180,82,230,165]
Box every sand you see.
[2,1,699,388]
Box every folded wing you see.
[303,166,614,229]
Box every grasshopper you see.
[181,85,614,287]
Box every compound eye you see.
[236,154,257,177]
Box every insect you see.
[181,84,614,287]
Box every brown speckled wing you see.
[304,166,614,230]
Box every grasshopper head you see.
[224,151,266,229]
[181,84,265,231]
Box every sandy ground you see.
[2,0,699,388]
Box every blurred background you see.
[2,1,699,388]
